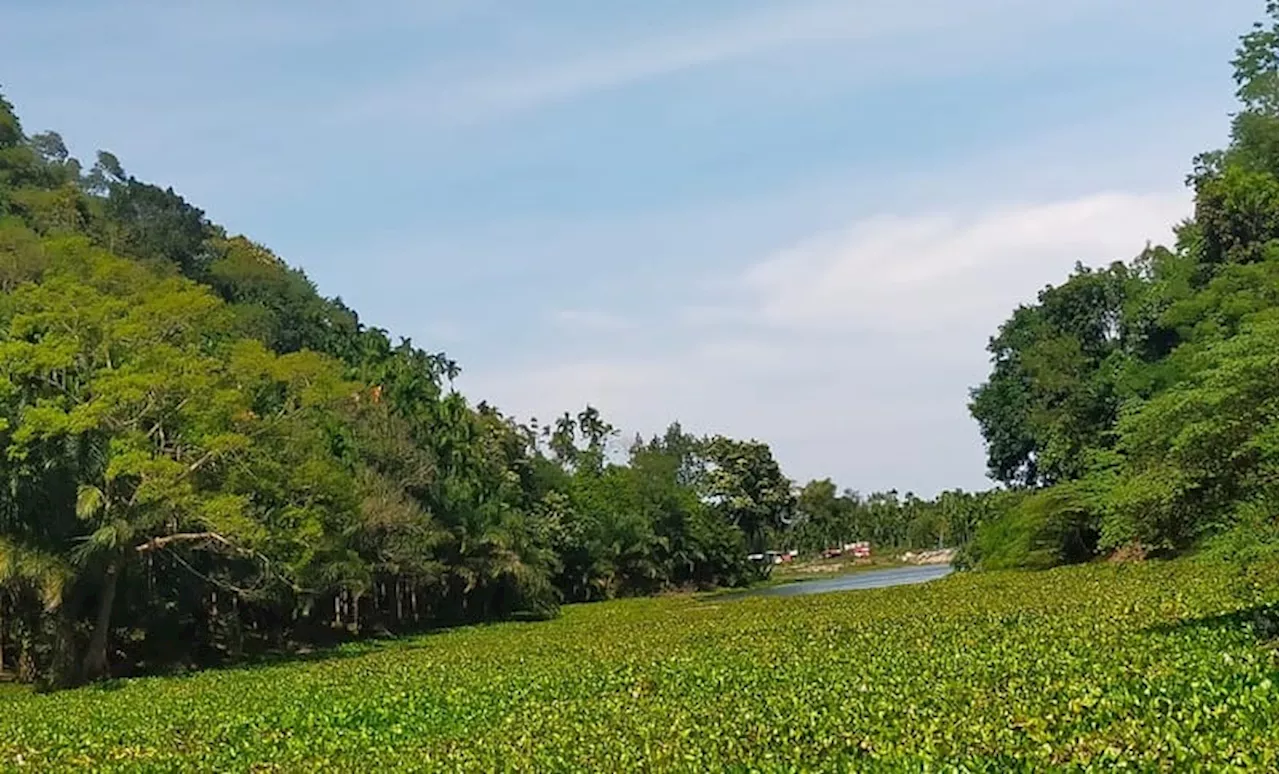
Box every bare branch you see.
[136,532,308,597]
[135,532,243,554]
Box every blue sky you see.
[0,0,1262,495]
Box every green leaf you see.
[75,484,104,520]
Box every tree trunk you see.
[18,636,35,683]
[46,592,80,688]
[230,595,243,659]
[210,590,219,644]
[82,559,121,682]
[0,596,6,675]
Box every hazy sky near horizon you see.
[0,1,1261,495]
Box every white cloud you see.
[462,189,1192,495]
[743,191,1189,333]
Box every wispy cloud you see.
[0,0,481,48]
[341,0,1096,128]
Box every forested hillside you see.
[966,4,1278,575]
[0,91,992,687]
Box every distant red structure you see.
[822,541,871,559]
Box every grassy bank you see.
[769,553,915,581]
[1,556,1275,771]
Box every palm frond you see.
[75,484,105,520]
[0,536,72,611]
[70,518,132,565]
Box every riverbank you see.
[717,564,954,600]
[769,546,956,580]
[770,553,909,580]
[897,548,956,565]
[694,551,953,600]
[693,555,910,600]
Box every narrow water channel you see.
[722,564,954,599]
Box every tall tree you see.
[702,437,795,553]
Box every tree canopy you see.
[966,3,1278,568]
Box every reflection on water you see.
[725,564,954,599]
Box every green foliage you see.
[0,557,1273,771]
[969,6,1278,566]
[968,485,1100,571]
[1187,163,1278,269]
[1233,2,1279,117]
[1099,307,1278,549]
[702,436,795,552]
[0,93,22,149]
[969,262,1135,486]
[101,178,212,277]
[0,2,1275,690]
[204,236,359,355]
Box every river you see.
[721,564,954,599]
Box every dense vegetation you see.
[1,556,1274,771]
[0,87,989,685]
[965,6,1278,574]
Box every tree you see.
[1100,308,1278,549]
[702,437,795,553]
[103,178,211,277]
[969,263,1135,487]
[0,243,355,681]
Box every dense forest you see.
[965,4,1278,579]
[0,94,995,687]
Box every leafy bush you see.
[971,484,1098,570]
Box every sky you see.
[0,0,1263,496]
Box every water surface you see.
[724,564,953,599]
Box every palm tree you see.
[0,538,71,680]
